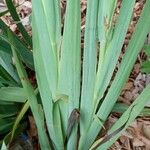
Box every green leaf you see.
[32,0,64,148]
[0,9,9,17]
[97,0,117,42]
[80,0,99,136]
[32,1,58,99]
[9,31,51,149]
[0,66,18,86]
[0,1,21,17]
[97,0,117,76]
[79,0,150,149]
[5,0,32,47]
[0,87,26,102]
[58,0,81,148]
[0,101,20,116]
[0,50,19,82]
[0,19,34,70]
[10,101,29,141]
[0,113,16,120]
[143,44,150,56]
[97,83,150,149]
[94,0,136,107]
[32,16,57,148]
[112,103,129,113]
[113,102,150,117]
[0,100,22,139]
[0,118,15,135]
[0,38,12,54]
[1,141,8,150]
[96,0,150,131]
[141,60,150,73]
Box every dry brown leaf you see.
[133,138,145,147]
[142,123,150,140]
[28,116,37,138]
[124,82,134,90]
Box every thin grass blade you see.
[80,1,150,149]
[79,0,99,137]
[97,0,117,71]
[9,31,51,149]
[32,2,64,146]
[58,1,81,149]
[94,0,136,108]
[5,0,32,47]
[0,87,26,102]
[0,50,19,82]
[0,19,34,69]
[10,101,29,141]
[96,83,150,149]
